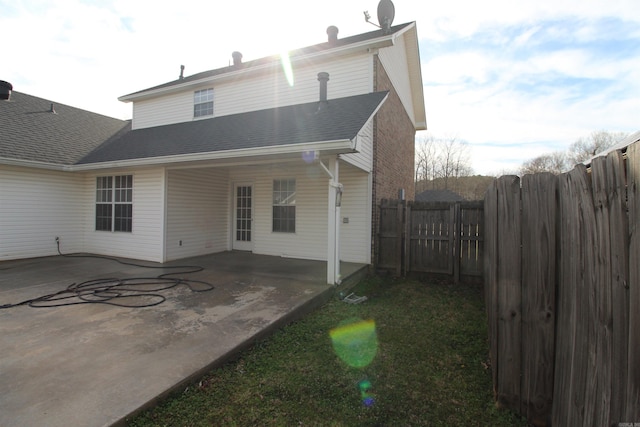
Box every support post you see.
[326,158,341,284]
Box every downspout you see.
[318,158,343,285]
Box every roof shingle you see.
[0,92,129,165]
[78,91,388,165]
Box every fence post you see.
[404,202,412,275]
[395,200,404,276]
[453,202,461,284]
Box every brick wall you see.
[371,56,416,263]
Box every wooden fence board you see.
[626,142,640,421]
[484,180,499,398]
[460,202,484,277]
[495,175,522,412]
[378,200,402,270]
[604,151,630,424]
[590,157,614,425]
[520,173,557,425]
[485,141,639,425]
[553,169,583,427]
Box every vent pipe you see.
[0,80,12,101]
[179,65,185,80]
[232,51,243,66]
[317,72,329,103]
[326,26,339,43]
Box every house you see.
[0,11,425,284]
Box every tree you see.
[517,130,629,175]
[567,130,629,166]
[519,151,569,176]
[415,134,473,194]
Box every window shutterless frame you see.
[95,175,133,232]
[194,88,214,117]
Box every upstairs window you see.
[273,179,296,233]
[96,175,133,232]
[194,88,214,117]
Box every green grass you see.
[128,276,525,426]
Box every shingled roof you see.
[0,91,129,166]
[79,91,388,165]
[121,22,414,99]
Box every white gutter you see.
[0,158,67,171]
[70,139,354,171]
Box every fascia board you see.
[69,139,354,171]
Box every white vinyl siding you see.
[229,163,328,260]
[83,168,166,262]
[132,91,194,130]
[338,164,372,263]
[0,165,86,260]
[165,168,229,260]
[131,54,372,129]
[378,35,416,122]
[340,120,374,172]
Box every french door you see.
[233,184,253,251]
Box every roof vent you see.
[326,26,339,43]
[318,72,329,103]
[179,65,185,80]
[377,0,395,32]
[0,80,13,101]
[232,51,243,66]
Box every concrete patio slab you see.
[0,252,366,427]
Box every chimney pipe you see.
[232,51,243,66]
[0,80,12,101]
[317,72,329,103]
[179,65,185,80]
[326,26,339,43]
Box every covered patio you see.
[0,251,366,426]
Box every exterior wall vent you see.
[0,80,13,101]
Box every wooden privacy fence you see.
[378,200,484,281]
[484,142,640,426]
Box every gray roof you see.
[0,91,130,165]
[415,189,466,202]
[122,23,414,99]
[78,91,388,165]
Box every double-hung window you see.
[194,88,213,118]
[96,175,133,232]
[273,179,296,233]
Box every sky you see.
[2,0,639,175]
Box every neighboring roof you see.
[78,91,389,166]
[415,189,466,202]
[120,22,415,101]
[0,91,130,166]
[586,130,640,164]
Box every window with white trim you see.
[96,175,133,232]
[194,88,213,117]
[272,179,296,233]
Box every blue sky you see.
[2,0,638,175]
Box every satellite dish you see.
[377,0,395,32]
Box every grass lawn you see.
[128,276,525,426]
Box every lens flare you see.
[280,51,294,87]
[329,319,378,368]
[359,379,375,407]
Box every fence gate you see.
[377,200,484,281]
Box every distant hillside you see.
[415,175,495,201]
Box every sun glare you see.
[280,51,294,87]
